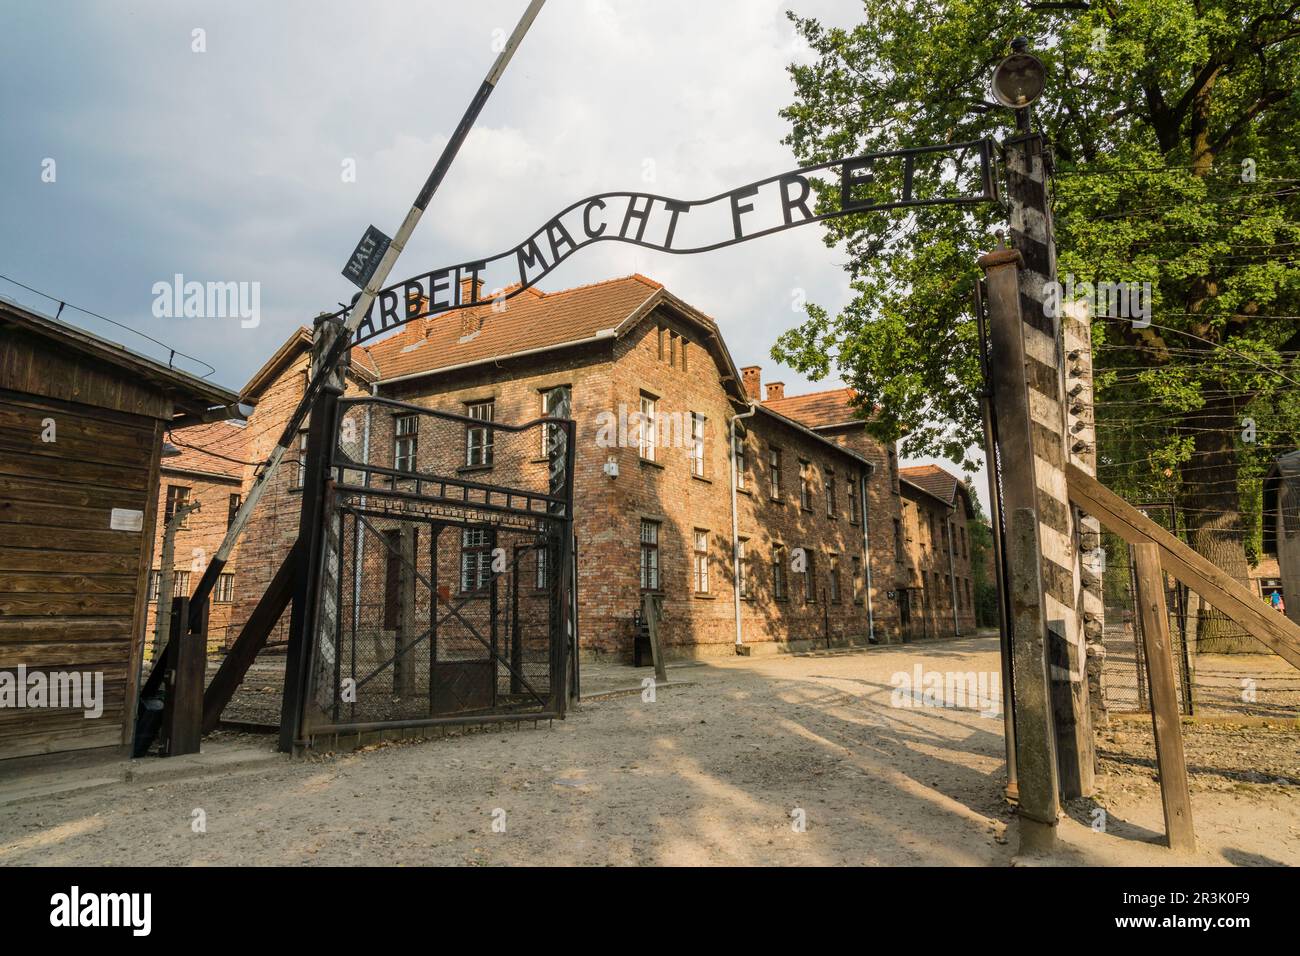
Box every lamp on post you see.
[991,37,1046,133]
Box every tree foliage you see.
[777,0,1300,569]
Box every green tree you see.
[778,1,1300,648]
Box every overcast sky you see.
[0,0,988,508]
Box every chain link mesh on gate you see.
[301,394,571,737]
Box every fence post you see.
[1131,542,1196,852]
[980,244,1060,850]
[162,595,207,756]
[279,314,347,754]
[1064,300,1106,751]
[1004,130,1093,800]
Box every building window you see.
[772,545,787,600]
[391,414,418,473]
[768,447,782,500]
[848,480,859,524]
[215,573,235,603]
[737,537,750,598]
[640,520,660,590]
[148,570,161,601]
[465,401,494,467]
[799,461,812,511]
[460,527,492,592]
[541,386,570,457]
[894,519,904,562]
[693,530,709,594]
[826,470,836,518]
[295,431,308,487]
[803,551,817,604]
[164,485,190,527]
[535,544,549,590]
[851,556,863,604]
[172,570,191,598]
[638,395,657,461]
[227,493,241,530]
[734,434,747,490]
[961,526,968,559]
[690,412,705,477]
[829,555,842,603]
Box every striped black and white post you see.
[1005,132,1094,798]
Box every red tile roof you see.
[762,386,867,429]
[163,420,250,480]
[358,274,663,381]
[899,463,967,509]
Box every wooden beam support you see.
[201,544,299,734]
[1131,543,1196,852]
[1066,463,1300,670]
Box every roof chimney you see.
[741,366,762,401]
[765,381,784,402]
[460,275,485,305]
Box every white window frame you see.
[640,520,660,590]
[638,395,657,461]
[693,530,709,594]
[690,412,705,477]
[394,414,418,473]
[465,401,494,467]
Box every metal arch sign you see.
[344,137,998,345]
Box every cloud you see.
[0,0,867,401]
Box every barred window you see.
[769,447,782,500]
[848,480,859,524]
[541,386,570,458]
[461,527,492,592]
[215,573,235,603]
[772,545,787,600]
[164,485,190,527]
[803,551,817,604]
[826,470,836,518]
[394,415,418,473]
[829,555,841,603]
[799,462,812,510]
[172,570,191,598]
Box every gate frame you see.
[279,386,575,753]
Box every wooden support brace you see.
[201,544,299,734]
[1131,543,1196,852]
[1066,463,1300,670]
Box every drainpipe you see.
[859,467,876,643]
[947,512,960,637]
[730,402,758,646]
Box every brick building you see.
[158,274,980,660]
[896,464,979,640]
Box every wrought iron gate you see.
[292,393,574,746]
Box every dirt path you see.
[2,637,1295,866]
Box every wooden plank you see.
[0,430,150,469]
[0,618,134,642]
[0,547,141,574]
[0,402,156,454]
[0,572,138,595]
[0,448,149,490]
[0,593,138,617]
[0,641,130,667]
[0,498,147,532]
[0,388,159,435]
[1067,463,1300,670]
[1132,543,1196,852]
[0,474,144,510]
[0,524,142,554]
